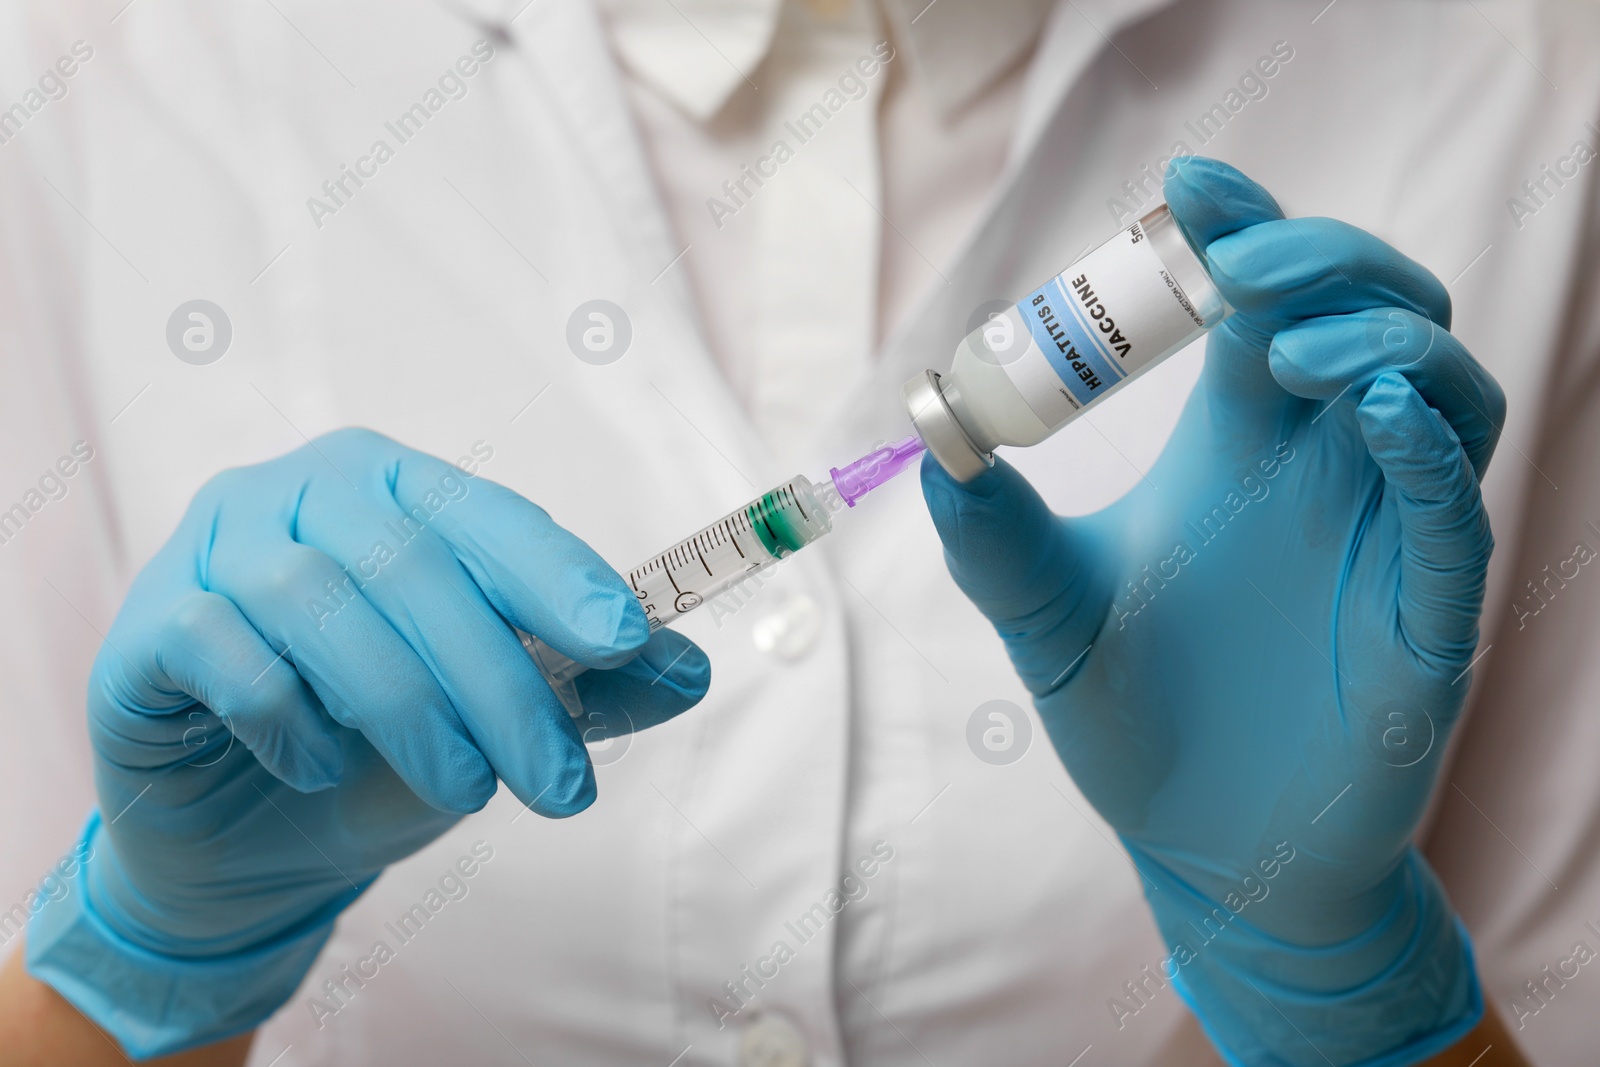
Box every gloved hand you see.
[28,428,710,1059]
[924,158,1502,1066]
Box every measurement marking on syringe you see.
[521,474,831,715]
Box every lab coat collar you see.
[435,0,523,41]
[824,0,1185,441]
[506,0,694,294]
[440,0,1188,455]
[590,0,1060,124]
[880,0,1057,117]
[593,0,783,123]
[1008,0,1180,170]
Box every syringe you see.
[524,437,926,715]
[522,475,836,715]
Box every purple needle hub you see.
[830,435,927,507]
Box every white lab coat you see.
[2,1,1599,1064]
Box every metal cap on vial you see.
[901,369,993,482]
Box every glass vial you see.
[904,204,1228,481]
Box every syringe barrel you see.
[521,475,832,716]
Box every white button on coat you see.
[751,592,824,660]
[739,1012,811,1067]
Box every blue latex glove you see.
[28,428,710,1058]
[923,159,1503,1066]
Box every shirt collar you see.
[594,0,1059,123]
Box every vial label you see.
[1005,218,1210,427]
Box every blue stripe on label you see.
[1055,277,1129,383]
[1018,276,1127,407]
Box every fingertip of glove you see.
[921,456,1005,541]
[284,755,343,794]
[537,758,597,818]
[1264,322,1326,391]
[639,632,711,699]
[247,718,345,793]
[1358,373,1476,502]
[301,725,347,791]
[445,780,500,816]
[920,457,1059,579]
[1162,155,1285,251]
[613,596,653,651]
[419,753,501,815]
[1360,371,1418,417]
[919,452,1009,502]
[570,589,652,665]
[1356,373,1447,454]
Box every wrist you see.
[1131,844,1481,1067]
[26,812,359,1059]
